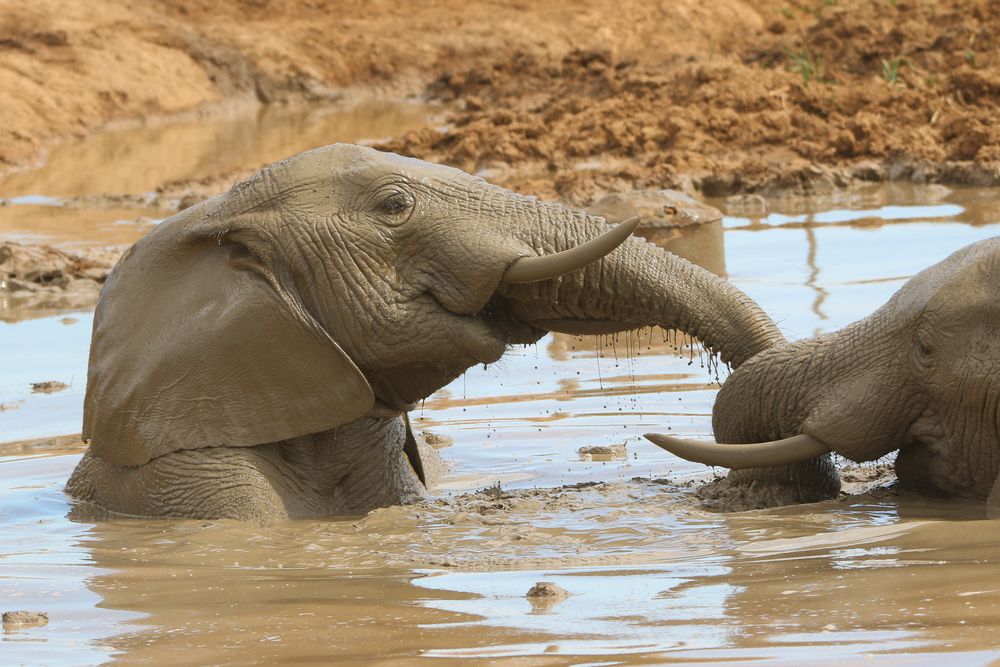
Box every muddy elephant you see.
[65,144,779,522]
[648,237,1000,514]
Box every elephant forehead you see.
[229,144,549,220]
[265,144,478,188]
[929,241,1000,311]
[892,237,1000,316]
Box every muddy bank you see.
[3,0,997,203]
[384,0,1000,205]
[0,0,763,174]
[0,241,117,321]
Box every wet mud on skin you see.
[4,114,1000,663]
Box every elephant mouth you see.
[480,215,643,343]
[476,294,548,345]
[420,215,643,369]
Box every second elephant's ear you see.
[83,202,375,466]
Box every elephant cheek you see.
[800,376,922,463]
[934,394,1000,499]
[368,330,511,407]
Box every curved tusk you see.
[500,216,641,285]
[643,432,831,469]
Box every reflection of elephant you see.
[66,144,779,521]
[648,238,1000,513]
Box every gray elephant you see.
[647,237,1000,514]
[66,144,778,522]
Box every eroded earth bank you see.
[3,0,999,194]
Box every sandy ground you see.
[1,0,998,205]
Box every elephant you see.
[647,236,1000,515]
[65,143,781,522]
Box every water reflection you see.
[0,313,90,441]
[0,204,159,247]
[0,97,438,248]
[804,226,829,331]
[0,98,439,199]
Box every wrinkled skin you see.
[66,144,779,522]
[685,238,1000,513]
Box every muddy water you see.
[0,96,436,247]
[4,114,1000,663]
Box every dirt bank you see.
[384,0,1000,203]
[3,0,997,202]
[0,241,118,321]
[0,0,759,173]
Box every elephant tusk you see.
[643,432,831,469]
[500,216,641,285]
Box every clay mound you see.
[382,0,1000,205]
[0,241,121,321]
[2,0,998,202]
[0,242,117,292]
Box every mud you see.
[578,444,628,461]
[0,0,748,173]
[2,0,998,205]
[0,241,118,322]
[525,581,571,606]
[29,381,68,394]
[697,461,901,512]
[2,610,48,628]
[3,2,1000,659]
[383,0,1000,204]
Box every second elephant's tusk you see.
[643,432,831,469]
[500,216,641,285]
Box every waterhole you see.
[3,103,1000,664]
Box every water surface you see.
[3,115,1000,664]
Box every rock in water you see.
[526,581,570,599]
[2,610,49,627]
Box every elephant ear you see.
[83,202,375,466]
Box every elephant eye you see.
[914,332,935,368]
[376,190,415,217]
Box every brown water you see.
[3,106,1000,664]
[0,96,436,247]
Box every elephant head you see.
[647,237,1000,512]
[71,144,781,519]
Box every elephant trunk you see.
[643,296,921,506]
[499,216,784,368]
[709,310,918,461]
